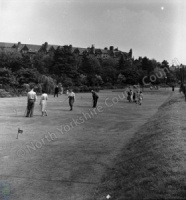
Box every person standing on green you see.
[26,85,37,117]
[138,91,143,105]
[54,85,59,97]
[40,90,48,116]
[91,90,99,108]
[68,89,75,111]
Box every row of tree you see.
[0,46,179,94]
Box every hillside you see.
[94,91,186,200]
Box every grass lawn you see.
[0,89,171,200]
[94,91,186,200]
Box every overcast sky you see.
[0,0,186,65]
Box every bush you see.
[22,83,30,92]
[38,75,55,94]
[103,82,114,89]
[34,83,42,94]
[72,86,80,93]
[76,85,88,93]
[0,89,12,97]
[62,77,73,87]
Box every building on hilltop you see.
[0,41,132,61]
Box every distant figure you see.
[61,86,63,95]
[91,90,99,108]
[58,83,63,95]
[26,85,37,117]
[136,91,139,104]
[138,91,143,105]
[130,89,133,103]
[66,90,69,95]
[172,86,175,91]
[54,86,59,97]
[40,90,48,116]
[127,90,130,102]
[133,91,136,102]
[68,89,75,111]
[181,84,186,102]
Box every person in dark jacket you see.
[54,86,59,97]
[91,90,99,108]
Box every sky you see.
[0,0,186,65]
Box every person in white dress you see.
[40,90,48,116]
[130,89,133,103]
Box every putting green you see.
[0,89,171,200]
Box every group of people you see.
[26,84,144,118]
[25,85,99,117]
[26,86,48,117]
[127,88,143,105]
[26,84,145,118]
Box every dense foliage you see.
[0,47,178,94]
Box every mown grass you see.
[94,92,186,200]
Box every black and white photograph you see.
[0,0,186,199]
